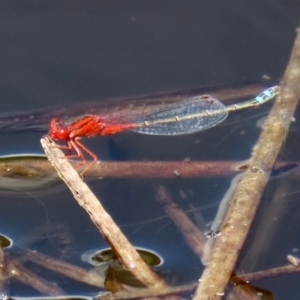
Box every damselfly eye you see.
[49,118,63,130]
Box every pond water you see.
[0,1,300,299]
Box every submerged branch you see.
[8,259,63,296]
[0,248,9,299]
[156,185,207,260]
[97,282,198,300]
[20,247,105,289]
[0,156,298,180]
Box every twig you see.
[41,135,167,289]
[97,282,198,300]
[235,262,300,282]
[287,254,300,266]
[84,160,245,179]
[1,156,298,180]
[156,186,206,260]
[193,28,300,299]
[0,248,9,299]
[8,258,63,296]
[226,279,272,300]
[0,157,245,179]
[21,247,105,288]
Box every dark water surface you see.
[0,1,300,299]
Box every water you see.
[0,1,299,299]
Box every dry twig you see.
[41,135,167,290]
[193,28,300,299]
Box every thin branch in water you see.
[0,248,9,299]
[235,256,300,282]
[0,155,298,180]
[19,247,105,288]
[8,258,63,296]
[155,186,206,260]
[97,282,198,300]
[227,276,273,300]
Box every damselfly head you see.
[49,118,70,140]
